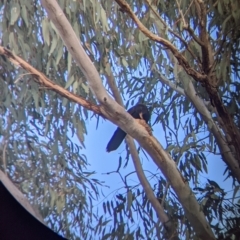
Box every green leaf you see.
[103,202,106,214]
[42,18,50,46]
[232,185,240,202]
[55,41,63,65]
[67,52,72,74]
[65,75,75,89]
[49,37,58,56]
[21,5,29,27]
[81,82,89,94]
[9,32,18,54]
[10,3,20,25]
[193,154,202,171]
[100,8,109,32]
[76,118,85,147]
[127,190,133,211]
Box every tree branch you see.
[184,25,205,47]
[37,1,215,238]
[180,78,240,182]
[114,0,207,82]
[0,46,103,117]
[156,70,185,96]
[114,0,240,168]
[103,56,179,239]
[144,0,200,63]
[195,0,211,73]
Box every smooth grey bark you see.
[40,1,216,239]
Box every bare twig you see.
[175,0,187,28]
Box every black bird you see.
[106,103,150,152]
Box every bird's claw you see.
[136,119,152,135]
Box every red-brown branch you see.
[114,0,240,166]
[0,46,104,118]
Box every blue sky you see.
[83,111,234,207]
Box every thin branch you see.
[144,0,200,65]
[175,0,187,28]
[195,0,211,73]
[103,56,179,239]
[156,70,185,96]
[0,46,103,118]
[114,0,207,82]
[114,0,240,173]
[161,182,170,206]
[180,79,240,181]
[180,0,205,47]
[127,139,179,239]
[184,26,205,47]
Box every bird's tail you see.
[106,128,126,152]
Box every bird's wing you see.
[127,104,150,122]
